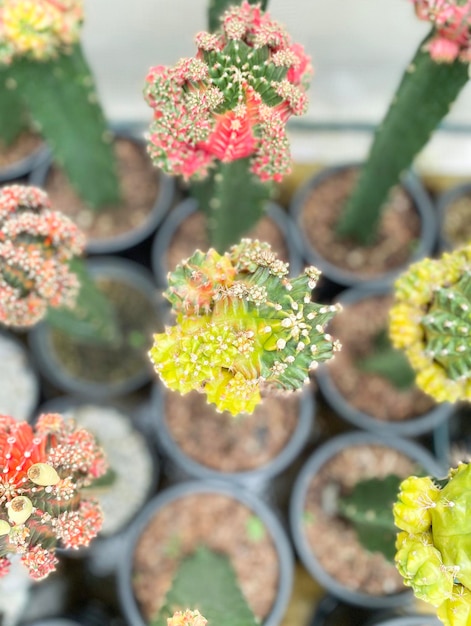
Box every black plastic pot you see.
[151,197,303,288]
[117,479,293,626]
[29,127,175,255]
[364,616,442,626]
[315,284,455,437]
[0,139,49,183]
[290,431,445,610]
[436,180,471,252]
[289,163,438,289]
[147,383,315,500]
[37,395,160,576]
[28,256,163,400]
[0,328,39,422]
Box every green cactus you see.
[338,474,402,561]
[152,547,258,626]
[389,244,471,403]
[394,463,471,626]
[336,27,469,244]
[149,239,341,415]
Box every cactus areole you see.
[389,244,471,403]
[149,239,341,416]
[394,462,471,626]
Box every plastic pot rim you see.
[315,283,455,437]
[117,479,294,626]
[150,383,314,486]
[289,162,437,289]
[0,140,49,183]
[436,180,471,253]
[289,431,445,610]
[28,256,162,401]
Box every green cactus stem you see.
[338,475,402,561]
[208,0,268,33]
[8,45,121,209]
[0,67,28,146]
[152,547,258,626]
[336,33,469,245]
[394,463,471,626]
[149,239,341,415]
[389,244,471,403]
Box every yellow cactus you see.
[389,244,471,403]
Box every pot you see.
[436,180,471,252]
[29,126,175,255]
[28,256,163,400]
[151,197,303,288]
[290,431,444,609]
[117,479,293,626]
[315,284,455,437]
[289,163,437,289]
[146,383,315,501]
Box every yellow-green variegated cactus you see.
[149,239,341,415]
[394,463,471,626]
[389,244,471,403]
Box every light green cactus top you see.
[394,463,471,626]
[149,239,341,415]
[389,244,471,404]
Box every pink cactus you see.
[144,1,312,183]
[0,185,86,328]
[0,413,107,580]
[413,0,471,62]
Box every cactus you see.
[167,609,207,626]
[336,1,470,244]
[394,463,471,626]
[338,474,403,561]
[0,184,85,327]
[144,0,312,250]
[152,547,258,626]
[0,0,121,209]
[389,244,471,404]
[0,412,107,580]
[149,239,341,416]
[208,0,268,33]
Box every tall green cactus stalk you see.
[394,463,471,626]
[208,0,268,33]
[6,45,121,209]
[336,32,469,244]
[338,475,402,561]
[152,547,258,626]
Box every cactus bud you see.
[389,245,471,403]
[437,586,471,626]
[167,609,208,626]
[150,239,340,415]
[0,520,11,536]
[8,496,33,525]
[27,462,60,486]
[393,475,440,534]
[413,1,471,63]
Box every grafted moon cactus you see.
[149,239,341,415]
[389,244,471,403]
[0,185,86,328]
[394,463,471,626]
[144,0,312,183]
[0,412,107,580]
[0,0,83,64]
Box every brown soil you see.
[299,168,421,277]
[165,209,290,273]
[43,138,160,242]
[303,444,417,596]
[442,194,471,249]
[50,276,158,385]
[0,131,43,168]
[132,492,279,622]
[164,389,301,472]
[327,294,436,422]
